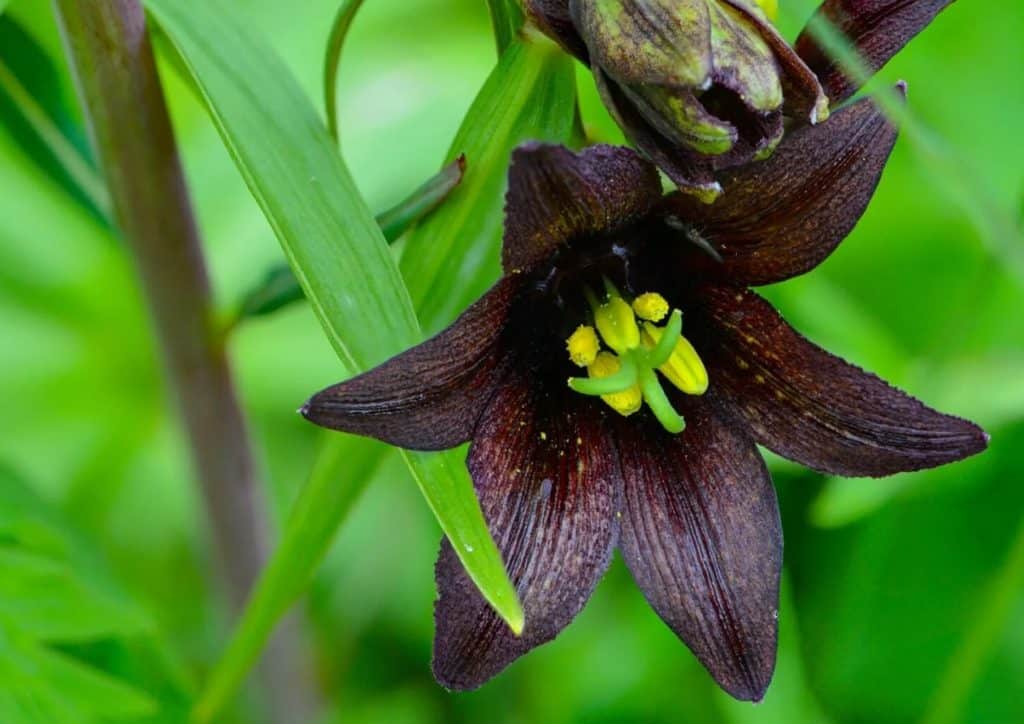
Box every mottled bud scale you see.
[526,0,828,197]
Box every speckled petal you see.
[795,0,956,104]
[615,396,782,701]
[693,286,989,477]
[662,90,902,285]
[432,370,621,689]
[502,142,662,274]
[301,278,518,450]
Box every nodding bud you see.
[527,0,827,199]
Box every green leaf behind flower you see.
[401,33,577,333]
[140,1,530,719]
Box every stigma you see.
[565,286,708,433]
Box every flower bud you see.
[527,0,827,200]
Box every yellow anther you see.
[754,0,778,21]
[566,325,600,367]
[642,324,709,395]
[594,296,640,354]
[588,352,642,416]
[632,292,670,322]
[588,350,621,378]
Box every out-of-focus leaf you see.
[140,3,523,719]
[922,514,1024,724]
[236,156,466,323]
[0,549,149,642]
[0,628,156,723]
[786,423,1024,724]
[486,0,524,55]
[0,17,109,219]
[323,0,365,141]
[399,32,576,333]
[0,465,170,722]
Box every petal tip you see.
[713,659,775,703]
[297,396,318,422]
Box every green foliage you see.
[235,157,465,323]
[400,33,577,331]
[0,465,184,723]
[139,0,581,717]
[323,0,365,141]
[0,0,1022,723]
[486,0,525,55]
[0,16,108,219]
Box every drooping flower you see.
[524,0,955,198]
[302,85,987,699]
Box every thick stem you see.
[52,1,316,720]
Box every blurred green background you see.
[1,0,1023,722]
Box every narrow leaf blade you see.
[400,34,577,331]
[140,2,523,717]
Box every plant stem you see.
[52,1,316,720]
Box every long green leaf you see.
[401,33,577,332]
[323,0,365,141]
[234,156,466,323]
[0,18,110,218]
[140,0,522,714]
[486,0,525,56]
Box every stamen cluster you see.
[565,283,708,433]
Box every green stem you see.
[195,434,383,724]
[0,56,111,218]
[52,1,317,720]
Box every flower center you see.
[564,282,708,433]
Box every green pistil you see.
[567,288,691,434]
[639,368,685,433]
[646,309,682,367]
[568,355,638,396]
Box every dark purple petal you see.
[614,397,781,701]
[523,0,589,60]
[301,278,518,450]
[695,285,989,477]
[662,90,901,286]
[503,142,662,274]
[720,0,828,124]
[795,0,955,104]
[433,371,621,689]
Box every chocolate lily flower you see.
[525,0,955,198]
[302,97,986,699]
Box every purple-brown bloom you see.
[524,0,956,198]
[302,82,986,700]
